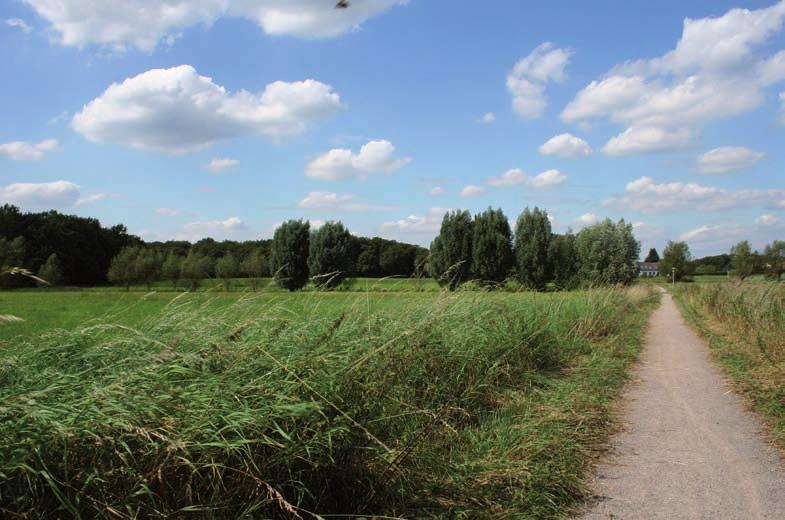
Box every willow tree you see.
[514,207,552,290]
[471,207,513,286]
[429,210,473,290]
[308,221,352,289]
[270,220,310,291]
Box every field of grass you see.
[672,282,785,450]
[0,286,659,518]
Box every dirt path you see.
[579,289,785,519]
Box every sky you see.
[1,0,784,257]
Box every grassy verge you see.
[672,283,785,450]
[0,287,659,518]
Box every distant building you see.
[638,261,660,277]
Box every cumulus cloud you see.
[561,1,785,154]
[538,133,591,158]
[155,207,181,217]
[306,140,410,181]
[605,175,785,213]
[487,168,566,188]
[381,207,449,235]
[429,186,444,195]
[0,181,80,208]
[756,213,778,226]
[203,158,238,173]
[184,217,244,232]
[72,65,342,153]
[576,213,600,227]
[75,193,109,206]
[0,139,59,161]
[6,18,32,33]
[480,112,496,123]
[697,146,764,174]
[460,185,485,198]
[507,42,571,118]
[22,0,405,51]
[297,191,391,212]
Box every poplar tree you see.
[429,210,473,290]
[270,220,310,291]
[471,207,513,285]
[215,253,239,291]
[514,207,552,290]
[308,221,352,289]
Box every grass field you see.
[0,286,659,518]
[673,282,785,450]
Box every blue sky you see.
[1,0,784,257]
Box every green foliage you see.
[0,288,657,518]
[514,207,552,290]
[309,221,352,289]
[730,240,755,281]
[180,250,212,291]
[136,249,162,290]
[270,220,310,291]
[107,246,141,289]
[644,247,660,263]
[549,232,579,290]
[763,240,785,281]
[660,241,693,282]
[241,249,269,291]
[37,253,64,286]
[429,210,473,290]
[0,204,138,285]
[161,252,182,289]
[0,236,27,288]
[575,219,640,286]
[471,207,513,286]
[215,253,239,291]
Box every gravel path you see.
[578,290,785,519]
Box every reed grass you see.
[0,287,658,518]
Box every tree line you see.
[0,205,427,288]
[655,239,785,282]
[429,207,640,290]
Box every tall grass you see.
[673,283,785,447]
[0,287,657,518]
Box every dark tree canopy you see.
[270,220,311,291]
[549,232,579,290]
[429,210,473,290]
[644,248,660,263]
[575,219,640,286]
[308,221,352,289]
[514,207,552,291]
[471,207,513,285]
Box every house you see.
[638,261,660,277]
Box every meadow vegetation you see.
[673,283,785,449]
[0,286,659,518]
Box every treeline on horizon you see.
[0,204,427,288]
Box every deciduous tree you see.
[514,207,552,290]
[429,210,473,290]
[659,241,692,282]
[270,220,310,291]
[309,221,352,289]
[471,207,513,285]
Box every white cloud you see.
[680,225,717,241]
[538,133,591,158]
[6,18,32,33]
[480,112,496,123]
[602,126,692,156]
[22,0,405,51]
[47,111,69,126]
[155,207,181,217]
[756,213,778,226]
[184,217,244,232]
[0,181,80,208]
[305,139,410,181]
[487,168,566,188]
[605,175,785,213]
[488,168,526,187]
[296,191,390,212]
[576,213,600,227]
[697,146,764,174]
[72,65,342,153]
[561,2,785,155]
[429,186,444,195]
[527,169,567,188]
[460,185,485,198]
[380,207,450,243]
[507,42,571,118]
[204,157,239,173]
[75,193,109,206]
[0,139,59,161]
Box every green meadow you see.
[0,285,658,518]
